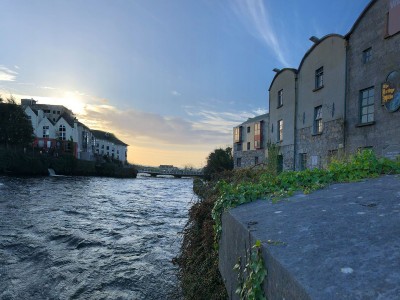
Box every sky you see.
[0,0,371,167]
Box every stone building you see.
[266,0,400,171]
[296,34,347,170]
[233,114,269,168]
[345,0,400,158]
[268,69,296,171]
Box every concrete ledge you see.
[219,175,400,299]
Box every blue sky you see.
[0,0,370,167]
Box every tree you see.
[203,147,234,180]
[0,96,34,148]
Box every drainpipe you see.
[293,73,298,171]
[343,39,349,155]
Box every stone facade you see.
[345,0,400,158]
[296,119,344,169]
[268,69,297,171]
[264,0,400,171]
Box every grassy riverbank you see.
[0,148,137,178]
[176,150,400,299]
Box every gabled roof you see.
[297,34,345,73]
[236,113,269,127]
[91,130,128,146]
[268,68,297,91]
[58,112,76,127]
[345,0,377,39]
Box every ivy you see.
[212,150,400,248]
[234,240,267,300]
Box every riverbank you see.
[220,175,400,299]
[0,149,137,178]
[177,150,400,299]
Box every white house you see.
[91,130,128,163]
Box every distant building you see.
[91,130,128,163]
[22,99,80,158]
[233,114,269,168]
[22,99,127,162]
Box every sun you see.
[62,91,86,116]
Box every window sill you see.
[312,132,323,136]
[313,85,324,92]
[356,121,375,127]
[277,104,283,109]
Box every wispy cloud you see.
[0,65,18,81]
[232,0,290,67]
[171,90,181,96]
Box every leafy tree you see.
[0,95,34,148]
[203,147,233,180]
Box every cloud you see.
[0,65,18,81]
[171,90,181,96]
[232,0,290,67]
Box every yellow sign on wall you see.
[382,71,400,112]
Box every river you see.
[0,175,195,300]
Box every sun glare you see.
[62,91,86,116]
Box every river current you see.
[0,175,195,300]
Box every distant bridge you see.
[137,168,204,178]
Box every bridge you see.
[137,167,204,178]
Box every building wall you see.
[233,114,269,168]
[269,69,296,170]
[95,139,127,162]
[77,124,95,161]
[296,35,346,170]
[346,0,400,158]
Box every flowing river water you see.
[0,175,195,300]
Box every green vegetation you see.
[234,240,267,300]
[177,149,400,299]
[203,147,234,180]
[0,95,33,148]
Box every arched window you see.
[59,125,66,140]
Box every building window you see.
[314,106,323,134]
[236,143,242,151]
[254,140,261,149]
[247,126,250,133]
[360,87,374,124]
[27,115,32,120]
[43,126,49,138]
[315,67,324,89]
[59,125,66,140]
[278,89,283,107]
[363,48,372,63]
[247,142,250,150]
[53,110,56,114]
[277,120,283,142]
[101,145,104,149]
[96,143,99,148]
[106,146,109,150]
[234,127,242,143]
[44,109,50,113]
[236,157,241,167]
[255,156,259,165]
[299,153,307,171]
[57,111,60,115]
